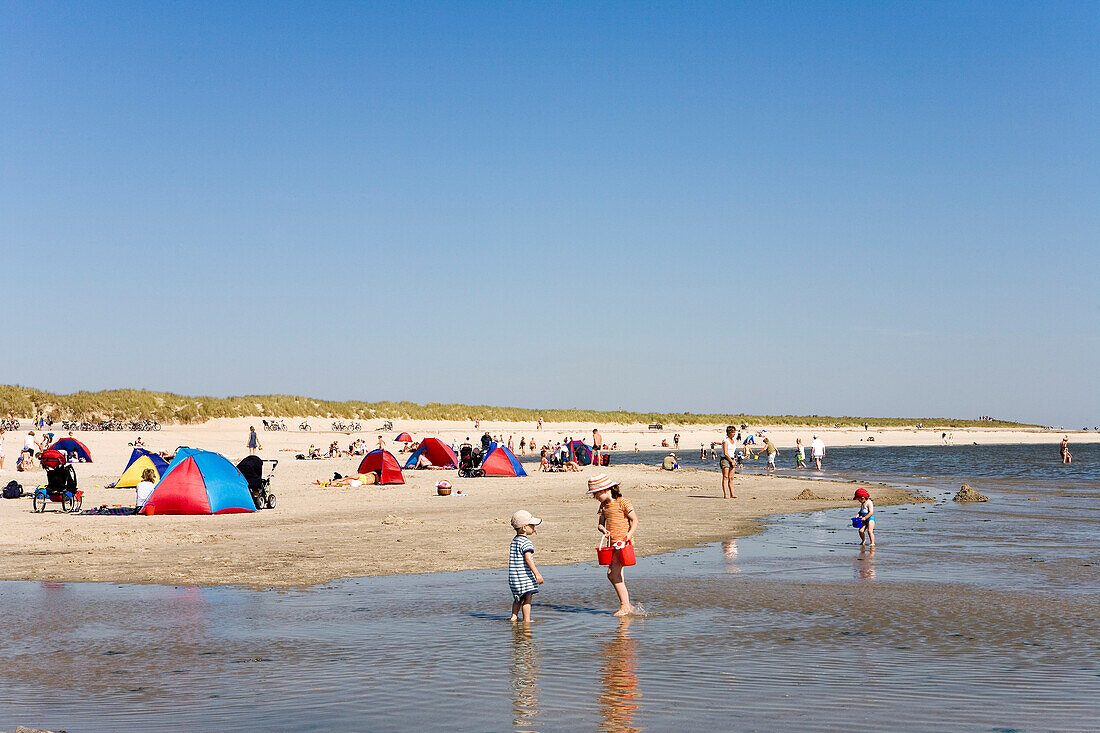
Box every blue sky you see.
[2,2,1097,425]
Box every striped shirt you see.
[508,535,538,599]
[599,497,634,542]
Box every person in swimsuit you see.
[1060,436,1072,464]
[854,488,875,546]
[719,426,738,498]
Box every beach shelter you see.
[114,447,170,488]
[48,437,93,463]
[403,437,458,469]
[357,449,406,484]
[567,440,592,466]
[481,444,527,477]
[139,447,255,515]
[394,432,413,443]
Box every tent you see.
[114,447,170,488]
[567,440,592,466]
[48,437,92,463]
[403,437,458,469]
[357,449,405,484]
[481,444,527,477]
[394,432,413,442]
[139,447,255,515]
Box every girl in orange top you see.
[587,473,637,616]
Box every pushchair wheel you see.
[61,493,75,513]
[33,492,47,513]
[266,494,276,509]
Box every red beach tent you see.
[357,449,405,485]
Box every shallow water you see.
[2,444,1098,731]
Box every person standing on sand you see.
[811,435,825,469]
[588,474,636,617]
[1061,436,1072,464]
[720,426,738,499]
[592,429,602,465]
[0,429,6,471]
[795,438,806,469]
[247,426,259,455]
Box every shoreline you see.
[0,418,1049,589]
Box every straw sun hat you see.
[586,473,619,494]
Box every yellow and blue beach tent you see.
[114,447,170,489]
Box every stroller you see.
[457,444,484,478]
[34,449,83,513]
[236,455,278,510]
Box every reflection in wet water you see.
[598,617,640,733]
[722,539,740,573]
[510,626,539,731]
[854,546,876,580]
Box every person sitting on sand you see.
[538,449,550,472]
[661,453,679,471]
[308,445,322,459]
[135,468,157,510]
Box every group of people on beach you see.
[716,426,825,498]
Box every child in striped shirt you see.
[587,473,637,617]
[508,510,544,623]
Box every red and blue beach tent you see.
[140,447,256,515]
[357,449,405,485]
[403,437,458,469]
[48,437,93,462]
[481,444,527,477]
[566,440,592,466]
[394,432,413,442]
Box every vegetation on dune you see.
[0,385,1038,428]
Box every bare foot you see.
[509,615,518,622]
[613,606,633,617]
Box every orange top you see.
[599,497,634,542]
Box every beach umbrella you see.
[395,432,413,442]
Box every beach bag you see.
[3,481,23,499]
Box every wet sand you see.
[0,419,922,588]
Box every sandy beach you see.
[0,417,1086,588]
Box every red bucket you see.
[616,541,636,567]
[597,535,614,565]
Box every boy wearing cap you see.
[508,510,545,623]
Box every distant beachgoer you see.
[720,426,738,499]
[700,443,706,460]
[507,435,514,451]
[661,453,678,471]
[592,429,602,465]
[508,510,544,623]
[481,432,492,452]
[0,429,6,470]
[673,433,679,449]
[247,426,258,455]
[537,417,542,430]
[811,435,825,469]
[795,438,806,469]
[136,468,157,509]
[588,474,636,617]
[538,450,550,472]
[854,488,875,546]
[22,431,36,460]
[519,437,526,455]
[1061,436,1072,464]
[633,443,638,453]
[757,437,779,473]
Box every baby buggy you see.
[236,455,278,510]
[457,444,484,478]
[33,449,83,513]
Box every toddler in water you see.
[588,473,638,616]
[508,510,544,623]
[854,488,875,546]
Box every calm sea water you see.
[1,444,1097,731]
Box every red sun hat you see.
[854,488,870,500]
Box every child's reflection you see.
[722,539,741,573]
[510,625,540,731]
[855,545,876,580]
[598,616,641,733]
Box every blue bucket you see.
[850,517,863,528]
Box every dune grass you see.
[0,385,1038,428]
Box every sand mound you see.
[953,484,988,503]
[793,488,823,500]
